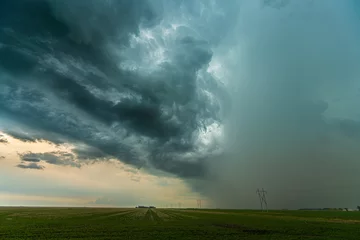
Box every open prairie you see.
[0,207,360,239]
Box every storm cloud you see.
[19,151,81,168]
[2,0,360,209]
[0,0,231,178]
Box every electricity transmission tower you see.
[196,199,202,209]
[256,188,268,211]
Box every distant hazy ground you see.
[0,207,359,239]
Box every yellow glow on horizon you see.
[0,131,205,207]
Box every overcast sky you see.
[1,0,360,209]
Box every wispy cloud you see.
[18,151,81,168]
[17,163,45,170]
[0,134,8,144]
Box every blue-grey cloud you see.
[19,151,80,168]
[3,131,37,143]
[0,0,232,178]
[17,163,45,170]
[72,146,109,161]
[20,155,41,163]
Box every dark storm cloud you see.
[50,0,161,46]
[17,163,45,170]
[2,126,67,145]
[6,0,360,210]
[0,0,229,178]
[3,131,37,143]
[72,146,109,161]
[19,152,80,168]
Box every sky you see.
[0,134,201,208]
[1,0,360,209]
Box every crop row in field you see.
[156,209,199,220]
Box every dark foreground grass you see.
[0,207,359,239]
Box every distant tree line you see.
[299,207,360,211]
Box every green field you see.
[0,207,360,239]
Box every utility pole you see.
[256,188,268,212]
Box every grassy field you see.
[0,207,360,239]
